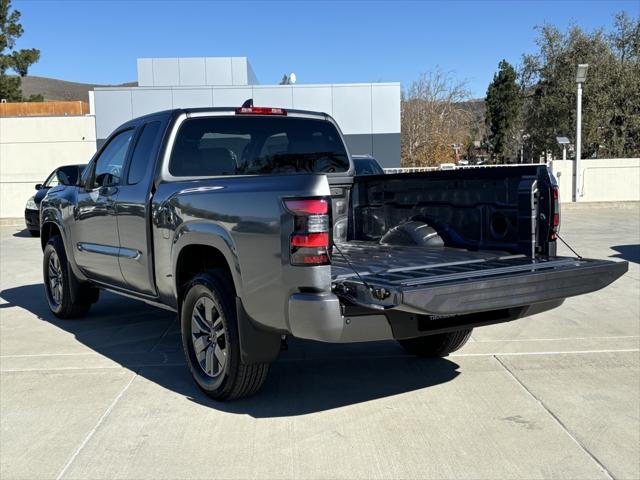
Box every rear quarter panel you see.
[152,173,332,331]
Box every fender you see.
[171,221,244,300]
[40,204,89,283]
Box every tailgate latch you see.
[370,286,391,300]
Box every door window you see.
[128,121,162,185]
[91,129,134,188]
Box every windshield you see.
[169,116,350,177]
[44,165,83,187]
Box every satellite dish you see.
[289,72,297,84]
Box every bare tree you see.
[401,70,472,166]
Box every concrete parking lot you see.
[1,205,638,480]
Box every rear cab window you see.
[168,116,350,177]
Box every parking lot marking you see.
[470,335,640,343]
[1,349,638,373]
[450,348,640,357]
[55,372,137,480]
[495,356,615,480]
[0,352,103,358]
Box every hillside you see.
[19,75,137,102]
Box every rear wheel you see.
[398,328,473,357]
[43,235,98,318]
[181,271,269,400]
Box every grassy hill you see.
[19,75,137,102]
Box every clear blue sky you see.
[14,0,639,98]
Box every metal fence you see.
[384,163,548,174]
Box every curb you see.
[560,201,639,210]
[0,218,24,226]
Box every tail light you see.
[235,106,287,115]
[284,198,331,266]
[550,186,560,240]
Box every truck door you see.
[114,119,164,296]
[74,128,134,286]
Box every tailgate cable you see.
[332,242,392,301]
[555,232,583,260]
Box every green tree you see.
[520,12,640,159]
[0,0,40,101]
[485,60,522,162]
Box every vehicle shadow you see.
[610,244,640,264]
[12,228,35,238]
[0,283,460,417]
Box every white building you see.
[93,56,401,167]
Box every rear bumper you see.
[24,209,39,230]
[288,292,395,343]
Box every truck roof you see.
[121,107,330,130]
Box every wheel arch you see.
[172,223,243,304]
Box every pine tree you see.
[0,0,40,101]
[485,60,521,162]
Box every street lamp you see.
[575,64,588,201]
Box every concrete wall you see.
[550,158,640,203]
[0,116,97,218]
[93,82,402,167]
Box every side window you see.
[128,121,161,185]
[91,129,134,188]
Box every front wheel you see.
[398,328,473,357]
[181,271,269,400]
[43,235,97,318]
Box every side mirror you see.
[35,184,43,190]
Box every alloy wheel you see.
[47,251,63,307]
[191,296,227,378]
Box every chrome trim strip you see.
[77,243,141,260]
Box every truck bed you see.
[331,242,627,315]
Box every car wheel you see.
[398,328,473,357]
[181,270,269,400]
[43,235,96,318]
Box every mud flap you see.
[236,298,282,365]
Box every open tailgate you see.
[331,244,628,315]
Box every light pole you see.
[575,64,588,201]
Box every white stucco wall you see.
[0,116,97,218]
[550,158,640,203]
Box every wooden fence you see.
[0,101,90,117]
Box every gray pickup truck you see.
[40,106,627,400]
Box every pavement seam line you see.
[2,348,638,372]
[493,355,616,480]
[55,371,138,480]
[150,318,176,352]
[2,345,638,359]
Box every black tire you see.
[43,235,97,318]
[181,271,269,400]
[398,328,473,357]
[28,229,40,237]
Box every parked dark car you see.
[352,155,385,175]
[25,164,86,236]
[39,106,627,400]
